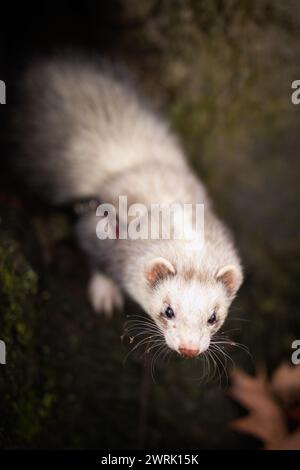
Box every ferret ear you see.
[146,257,176,287]
[216,265,243,297]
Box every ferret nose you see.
[179,346,199,358]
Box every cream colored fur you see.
[15,55,243,355]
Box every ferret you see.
[14,55,243,358]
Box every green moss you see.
[0,240,37,346]
[0,235,57,447]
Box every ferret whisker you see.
[125,328,163,340]
[124,336,162,364]
[125,318,159,327]
[211,344,235,370]
[125,316,163,331]
[144,338,166,350]
[211,339,252,359]
[144,339,166,355]
[206,349,220,385]
[161,346,171,365]
[150,344,166,383]
[203,350,219,385]
[211,349,221,382]
[199,351,211,384]
[195,354,205,382]
[126,327,163,337]
[197,352,207,382]
[125,327,160,334]
[206,351,213,383]
[126,333,165,349]
[214,346,231,383]
[213,331,250,351]
[204,353,212,383]
[215,351,229,388]
[210,353,219,383]
[209,347,229,388]
[124,321,164,334]
[127,325,160,333]
[124,320,162,331]
[125,314,160,324]
[125,319,158,326]
[196,354,207,383]
[212,340,247,350]
[206,352,214,383]
[232,343,253,360]
[124,320,164,337]
[159,345,170,366]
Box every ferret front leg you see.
[88,271,124,318]
[75,213,123,316]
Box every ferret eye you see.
[208,311,217,325]
[164,305,175,319]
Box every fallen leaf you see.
[271,362,300,405]
[276,428,300,450]
[229,366,288,449]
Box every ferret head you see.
[145,257,242,357]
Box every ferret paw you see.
[88,272,124,318]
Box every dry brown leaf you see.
[229,367,288,449]
[271,362,300,405]
[276,428,300,450]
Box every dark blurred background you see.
[0,1,300,449]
